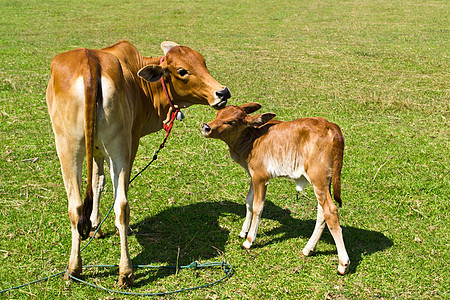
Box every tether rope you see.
[1,123,233,296]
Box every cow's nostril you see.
[215,87,231,101]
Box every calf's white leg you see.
[242,178,267,249]
[239,181,254,239]
[314,186,350,275]
[302,203,326,256]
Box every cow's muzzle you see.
[213,87,231,109]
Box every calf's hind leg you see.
[302,203,326,257]
[313,185,350,275]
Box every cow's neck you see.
[138,56,175,136]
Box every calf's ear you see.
[245,113,276,127]
[240,102,262,114]
[138,65,168,82]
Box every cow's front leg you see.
[110,158,134,287]
[239,180,254,239]
[242,176,268,249]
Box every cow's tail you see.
[78,49,101,240]
[331,125,345,208]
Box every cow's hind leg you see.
[89,156,106,238]
[55,137,85,279]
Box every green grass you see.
[1,0,449,298]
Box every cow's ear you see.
[138,65,168,82]
[240,102,262,114]
[245,113,276,127]
[161,41,179,55]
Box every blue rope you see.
[64,261,233,296]
[1,130,233,296]
[1,174,233,296]
[0,199,233,295]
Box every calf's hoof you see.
[238,232,247,239]
[118,273,134,288]
[302,247,315,257]
[242,239,252,249]
[337,261,350,275]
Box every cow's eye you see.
[226,121,235,126]
[177,68,188,77]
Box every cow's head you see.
[138,41,230,110]
[201,103,276,144]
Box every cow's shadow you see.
[117,200,393,287]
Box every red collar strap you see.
[159,56,178,135]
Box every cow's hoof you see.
[89,227,105,239]
[64,269,81,281]
[337,261,350,275]
[118,273,134,288]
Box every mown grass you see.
[1,0,449,299]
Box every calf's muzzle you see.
[201,123,211,136]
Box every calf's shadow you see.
[115,200,393,287]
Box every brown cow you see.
[201,103,350,275]
[46,40,230,287]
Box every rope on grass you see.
[1,150,233,296]
[0,198,233,296]
[65,261,233,297]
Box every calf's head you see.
[138,42,230,109]
[202,102,276,144]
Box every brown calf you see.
[202,103,350,275]
[46,41,230,287]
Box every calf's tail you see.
[331,126,345,208]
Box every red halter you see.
[159,56,178,135]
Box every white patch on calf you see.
[264,151,307,179]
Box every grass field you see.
[1,0,449,298]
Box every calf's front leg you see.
[239,180,254,239]
[242,177,267,249]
